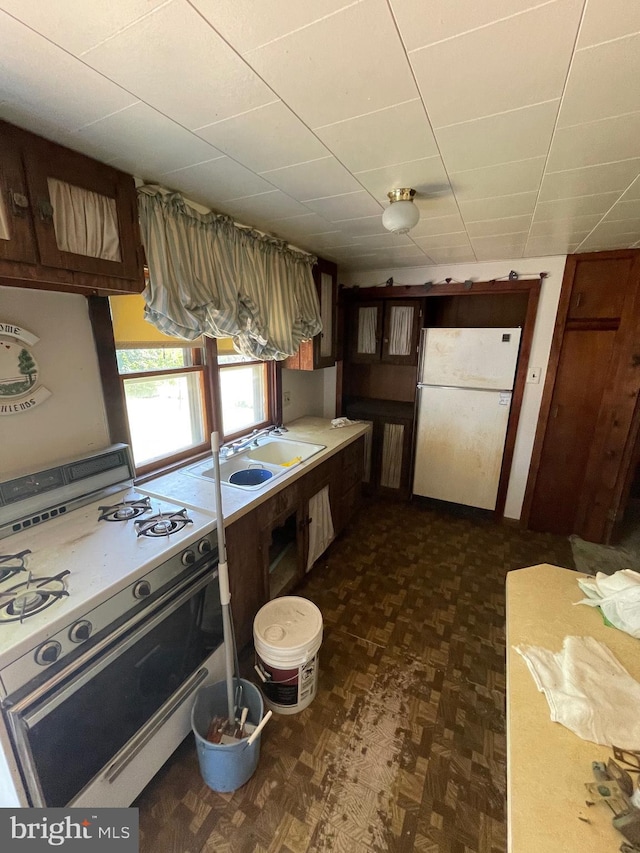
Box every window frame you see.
[88,296,281,481]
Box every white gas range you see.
[0,445,225,808]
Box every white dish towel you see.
[515,635,640,749]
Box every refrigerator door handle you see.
[417,383,513,393]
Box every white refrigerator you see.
[412,327,522,510]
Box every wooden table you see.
[506,563,640,852]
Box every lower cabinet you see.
[345,399,414,499]
[225,437,365,649]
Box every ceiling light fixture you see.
[382,188,420,234]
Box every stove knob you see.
[133,580,151,599]
[181,549,196,566]
[69,620,92,644]
[198,538,212,555]
[35,641,61,667]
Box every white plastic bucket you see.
[253,596,323,715]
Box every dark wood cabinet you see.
[348,298,422,365]
[0,119,144,295]
[224,438,365,649]
[283,256,337,370]
[345,399,414,499]
[525,250,640,542]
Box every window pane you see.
[219,363,266,436]
[117,348,189,374]
[122,372,205,466]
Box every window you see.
[107,295,276,474]
[116,347,208,470]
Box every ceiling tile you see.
[72,102,223,177]
[425,246,477,264]
[529,215,601,238]
[82,1,275,130]
[0,101,78,149]
[260,158,363,201]
[581,218,640,239]
[195,101,329,172]
[0,0,168,55]
[315,100,439,172]
[243,0,418,128]
[0,12,137,132]
[603,198,640,222]
[413,232,473,250]
[577,0,640,48]
[459,192,537,221]
[159,157,275,207]
[533,192,621,221]
[410,214,465,237]
[302,192,383,222]
[190,0,356,54]
[558,34,640,128]
[217,191,310,224]
[623,178,640,200]
[471,232,528,248]
[467,215,532,238]
[474,238,526,260]
[436,101,559,172]
[451,158,545,201]
[337,216,388,237]
[539,159,640,201]
[352,232,414,248]
[414,194,461,218]
[264,212,337,238]
[525,236,581,255]
[547,112,640,171]
[354,156,450,201]
[410,0,582,127]
[390,0,545,51]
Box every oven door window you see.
[13,577,222,807]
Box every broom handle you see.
[211,432,235,724]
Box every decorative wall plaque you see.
[0,321,51,415]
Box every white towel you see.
[306,485,334,572]
[515,636,640,749]
[576,569,640,638]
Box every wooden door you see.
[380,299,422,365]
[348,301,382,363]
[528,329,617,534]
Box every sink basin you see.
[245,437,326,466]
[186,436,326,490]
[186,454,283,490]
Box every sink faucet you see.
[219,426,277,457]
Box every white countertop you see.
[506,563,640,853]
[140,417,370,523]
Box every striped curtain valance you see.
[137,186,322,361]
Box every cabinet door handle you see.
[9,190,29,215]
[575,292,583,308]
[37,198,54,221]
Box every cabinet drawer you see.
[257,482,299,528]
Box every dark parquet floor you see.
[134,496,575,853]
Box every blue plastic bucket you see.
[191,679,264,792]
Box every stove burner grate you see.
[0,549,32,584]
[98,496,152,522]
[0,571,70,623]
[135,509,193,538]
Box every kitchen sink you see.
[186,436,326,490]
[245,437,326,466]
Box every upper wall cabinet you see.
[348,298,422,365]
[0,120,144,295]
[283,257,337,370]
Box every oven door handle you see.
[8,568,216,725]
[102,665,209,785]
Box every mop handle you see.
[210,432,228,567]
